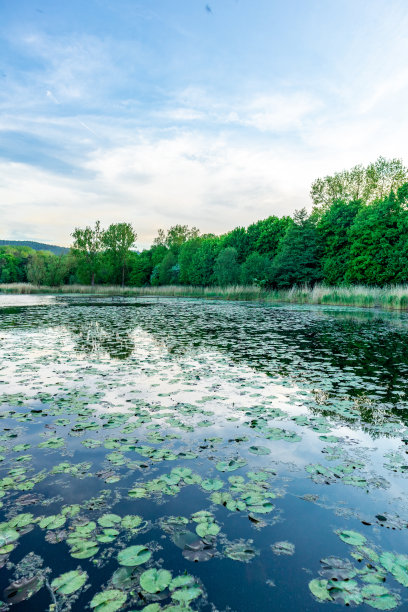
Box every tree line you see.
[1,156,408,288]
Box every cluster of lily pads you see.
[309,530,408,609]
[1,298,408,611]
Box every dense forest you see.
[2,156,408,288]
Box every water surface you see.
[0,296,407,612]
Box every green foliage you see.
[102,222,137,287]
[214,247,240,286]
[317,199,363,285]
[3,157,408,290]
[311,156,408,210]
[268,209,323,289]
[158,252,179,285]
[128,251,153,286]
[153,225,199,254]
[240,252,271,285]
[345,189,408,285]
[189,236,220,286]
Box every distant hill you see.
[0,240,69,255]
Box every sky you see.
[1,0,408,248]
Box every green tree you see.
[128,251,153,286]
[45,255,69,286]
[345,186,408,285]
[178,237,203,285]
[189,236,220,286]
[269,209,323,288]
[246,216,293,257]
[311,157,408,211]
[27,252,48,285]
[102,222,137,287]
[71,220,104,286]
[153,225,200,254]
[317,199,363,285]
[158,251,179,285]
[214,247,240,286]
[240,252,271,285]
[221,227,250,262]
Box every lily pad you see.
[337,529,367,546]
[140,568,172,593]
[51,569,87,595]
[90,589,127,612]
[117,545,151,566]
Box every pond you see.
[0,295,408,612]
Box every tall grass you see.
[1,283,408,310]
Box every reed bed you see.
[1,283,408,310]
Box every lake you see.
[0,295,407,611]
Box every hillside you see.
[0,240,69,255]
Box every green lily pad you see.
[248,445,270,455]
[97,514,121,528]
[90,589,127,612]
[39,515,66,530]
[362,584,399,610]
[336,529,367,546]
[309,578,332,601]
[51,570,88,595]
[201,478,223,491]
[121,515,143,530]
[140,568,172,593]
[0,527,20,547]
[117,545,151,566]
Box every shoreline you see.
[1,283,408,311]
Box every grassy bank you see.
[1,282,408,310]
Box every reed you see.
[2,283,408,310]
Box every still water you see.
[0,296,407,611]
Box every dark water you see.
[0,296,408,612]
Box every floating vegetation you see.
[0,296,408,610]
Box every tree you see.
[240,252,271,285]
[153,225,200,254]
[128,251,153,286]
[268,209,323,288]
[345,186,408,285]
[311,157,408,212]
[102,222,137,287]
[189,236,220,286]
[178,237,202,285]
[71,220,104,286]
[221,227,250,262]
[45,254,69,286]
[214,247,240,286]
[317,199,363,285]
[27,252,48,285]
[158,251,179,285]
[248,216,293,256]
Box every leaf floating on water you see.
[90,589,127,612]
[51,569,87,595]
[117,545,151,566]
[309,578,333,601]
[224,540,259,562]
[361,584,399,610]
[320,556,356,580]
[140,568,172,593]
[336,529,367,546]
[248,445,270,455]
[3,575,44,604]
[379,552,408,587]
[271,541,295,556]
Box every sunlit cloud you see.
[0,0,408,245]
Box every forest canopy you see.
[1,157,408,289]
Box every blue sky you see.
[1,0,408,247]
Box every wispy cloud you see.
[0,0,408,245]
